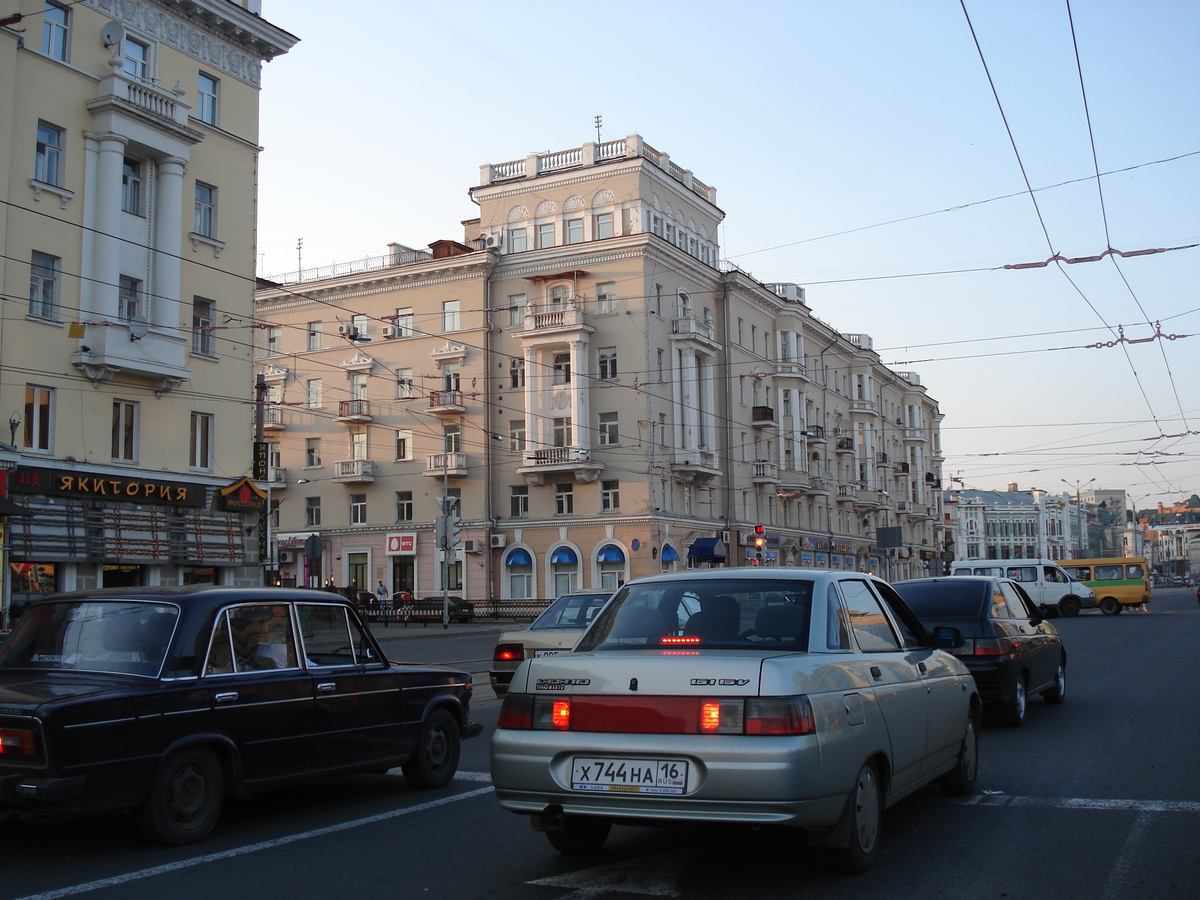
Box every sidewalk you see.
[367,617,518,642]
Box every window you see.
[509,420,525,452]
[654,283,663,317]
[305,438,321,468]
[594,212,613,239]
[510,357,525,388]
[305,497,321,528]
[598,347,617,381]
[396,368,414,399]
[29,251,59,319]
[508,294,525,327]
[839,580,901,652]
[657,413,668,447]
[442,299,460,332]
[443,423,461,453]
[598,412,618,446]
[35,123,63,185]
[553,352,571,384]
[549,285,570,309]
[555,483,574,515]
[553,417,572,447]
[197,72,219,125]
[350,314,369,340]
[350,494,367,526]
[306,379,323,408]
[265,326,282,354]
[121,158,142,214]
[194,183,216,237]
[42,2,69,61]
[396,309,415,340]
[565,218,583,244]
[111,400,137,462]
[121,36,150,78]
[657,348,666,381]
[537,222,555,248]
[395,429,413,460]
[596,282,616,315]
[24,385,53,452]
[396,491,413,522]
[118,275,142,322]
[189,412,213,470]
[507,227,527,252]
[601,480,620,512]
[510,485,528,518]
[192,297,214,355]
[306,322,322,350]
[350,373,367,401]
[349,428,367,460]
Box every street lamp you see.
[1061,478,1095,557]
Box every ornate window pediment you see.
[261,364,289,384]
[341,352,373,374]
[432,342,468,367]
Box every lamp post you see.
[1061,478,1095,558]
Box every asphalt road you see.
[1,588,1197,900]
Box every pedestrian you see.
[377,581,388,601]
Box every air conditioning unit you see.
[337,323,351,335]
[462,539,483,554]
[490,533,508,548]
[720,531,731,546]
[277,550,294,564]
[382,325,397,338]
[484,234,502,250]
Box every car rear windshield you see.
[892,581,988,618]
[0,600,179,677]
[530,593,611,631]
[576,579,813,651]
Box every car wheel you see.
[1059,597,1081,617]
[401,708,461,789]
[134,748,224,846]
[940,711,980,796]
[545,816,612,855]
[1001,674,1028,727]
[1100,596,1121,616]
[1041,659,1067,705]
[827,761,882,874]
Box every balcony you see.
[834,437,855,455]
[836,484,856,501]
[332,459,374,483]
[669,315,720,352]
[336,399,373,423]
[670,448,721,484]
[428,389,466,415]
[904,428,928,443]
[854,488,884,508]
[804,425,827,444]
[267,468,288,487]
[515,303,593,345]
[875,452,889,466]
[894,462,911,476]
[751,406,776,429]
[751,461,780,485]
[424,452,468,478]
[262,406,286,431]
[517,446,604,485]
[803,477,831,497]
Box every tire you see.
[826,762,882,874]
[401,708,461,789]
[134,748,224,846]
[1001,674,1027,727]
[1041,659,1067,705]
[940,711,980,796]
[545,816,612,855]
[1100,596,1121,616]
[1059,596,1081,617]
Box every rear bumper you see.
[0,772,86,805]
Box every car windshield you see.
[892,580,988,618]
[530,593,611,631]
[0,600,179,677]
[576,579,814,651]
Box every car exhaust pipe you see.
[531,804,566,833]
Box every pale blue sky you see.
[255,1,1199,511]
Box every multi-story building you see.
[1139,497,1200,578]
[0,1,296,624]
[942,485,1071,561]
[253,135,945,603]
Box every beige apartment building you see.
[254,135,945,605]
[0,1,296,624]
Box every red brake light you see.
[973,639,1004,657]
[550,700,571,730]
[660,636,701,645]
[497,693,533,729]
[493,643,524,663]
[0,727,36,756]
[745,697,815,735]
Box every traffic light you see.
[753,524,766,550]
[434,516,447,548]
[445,514,463,550]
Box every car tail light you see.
[699,699,745,734]
[972,638,1004,656]
[745,697,815,735]
[493,643,524,663]
[497,694,812,736]
[498,692,533,729]
[0,727,36,757]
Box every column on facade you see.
[679,347,699,450]
[94,133,127,321]
[523,345,538,461]
[153,157,187,334]
[700,354,715,452]
[570,339,588,451]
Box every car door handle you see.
[215,692,238,704]
[870,666,882,680]
[918,662,927,674]
[317,682,337,693]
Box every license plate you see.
[571,757,688,794]
[533,649,567,657]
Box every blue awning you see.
[550,547,578,565]
[661,544,679,562]
[596,545,625,563]
[688,537,726,560]
[505,548,533,566]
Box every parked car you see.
[490,591,614,696]
[0,586,481,845]
[491,569,981,873]
[892,576,1066,726]
[399,596,475,624]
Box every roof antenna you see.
[594,114,602,143]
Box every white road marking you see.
[960,793,1200,813]
[1102,810,1154,900]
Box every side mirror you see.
[932,625,964,650]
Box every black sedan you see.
[0,586,481,844]
[892,576,1066,726]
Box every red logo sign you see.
[386,533,416,555]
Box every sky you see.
[253,0,1199,513]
